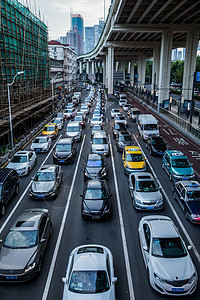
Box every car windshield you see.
[43,126,55,132]
[144,124,157,130]
[93,125,101,131]
[187,191,200,201]
[4,230,38,249]
[151,137,165,145]
[152,237,187,258]
[34,137,47,143]
[119,135,132,142]
[67,126,79,132]
[92,118,101,122]
[56,144,71,152]
[87,160,102,168]
[52,119,61,124]
[69,270,109,294]
[93,138,107,145]
[74,117,82,121]
[172,158,190,167]
[34,171,55,181]
[136,180,158,192]
[85,188,108,200]
[11,155,27,163]
[126,153,143,162]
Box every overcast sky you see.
[19,0,111,40]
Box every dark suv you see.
[0,168,19,216]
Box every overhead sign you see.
[196,72,200,82]
[113,71,123,80]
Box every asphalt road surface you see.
[0,89,200,300]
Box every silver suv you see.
[90,132,110,156]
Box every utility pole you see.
[190,71,196,124]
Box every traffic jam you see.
[0,86,200,300]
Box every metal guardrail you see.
[127,88,200,141]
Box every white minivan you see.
[137,114,159,141]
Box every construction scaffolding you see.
[0,0,51,146]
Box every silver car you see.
[30,136,52,153]
[7,151,37,176]
[62,244,117,300]
[129,172,163,210]
[66,121,82,142]
[91,132,110,156]
[138,215,198,296]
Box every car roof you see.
[179,181,200,191]
[143,216,178,238]
[38,164,57,172]
[10,209,47,231]
[93,132,107,138]
[87,180,104,189]
[14,151,31,156]
[87,154,102,160]
[166,150,187,159]
[133,172,153,180]
[73,252,106,271]
[125,146,141,153]
[57,138,73,144]
[67,122,79,127]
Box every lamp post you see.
[7,71,24,149]
[51,72,61,114]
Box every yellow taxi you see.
[42,123,58,140]
[122,146,146,175]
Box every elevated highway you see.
[78,0,200,111]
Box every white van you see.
[137,114,159,141]
[119,94,127,107]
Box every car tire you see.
[37,258,42,275]
[27,168,30,175]
[0,205,6,216]
[49,222,53,237]
[184,210,189,221]
[15,184,19,195]
[34,158,37,167]
[147,268,151,287]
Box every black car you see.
[0,208,52,282]
[173,180,200,224]
[116,131,134,151]
[146,136,167,156]
[81,180,112,220]
[0,168,19,216]
[112,122,127,139]
[53,138,76,164]
[83,154,108,181]
[29,165,62,199]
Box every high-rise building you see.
[71,14,84,54]
[85,27,95,53]
[66,25,82,55]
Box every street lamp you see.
[51,72,61,114]
[7,71,24,149]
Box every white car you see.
[30,136,52,153]
[7,151,37,176]
[123,104,132,112]
[110,109,121,119]
[90,116,103,128]
[138,215,197,296]
[51,117,64,130]
[64,109,76,119]
[62,244,117,300]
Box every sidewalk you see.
[170,104,200,127]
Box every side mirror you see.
[62,277,68,284]
[143,245,148,252]
[31,177,34,180]
[80,194,83,197]
[90,141,92,144]
[40,238,46,243]
[112,277,118,284]
[188,245,192,251]
[0,239,3,244]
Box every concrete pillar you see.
[138,55,146,87]
[127,61,131,74]
[152,47,160,91]
[158,30,173,112]
[181,29,199,111]
[103,58,106,88]
[119,59,125,83]
[79,61,83,74]
[107,47,114,98]
[99,62,103,73]
[86,61,89,74]
[130,61,135,87]
[91,61,95,84]
[105,53,109,88]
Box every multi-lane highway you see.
[0,88,200,300]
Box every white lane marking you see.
[106,117,108,123]
[87,118,90,123]
[0,134,62,235]
[42,135,86,300]
[133,134,200,264]
[109,135,135,300]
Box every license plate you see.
[92,215,100,219]
[36,149,41,151]
[59,160,65,162]
[171,288,184,292]
[146,206,154,210]
[182,178,188,180]
[38,195,44,198]
[6,276,18,280]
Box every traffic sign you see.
[196,72,200,82]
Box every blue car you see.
[173,181,200,224]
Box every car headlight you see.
[100,168,106,177]
[154,273,166,284]
[188,272,196,284]
[24,262,36,273]
[43,145,48,150]
[18,167,27,171]
[30,145,34,150]
[191,214,200,220]
[135,197,142,204]
[157,196,163,203]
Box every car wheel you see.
[147,268,151,286]
[37,258,42,274]
[15,184,19,195]
[49,222,53,237]
[0,205,6,216]
[27,168,30,175]
[184,210,189,221]
[34,158,37,166]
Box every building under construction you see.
[0,0,51,148]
